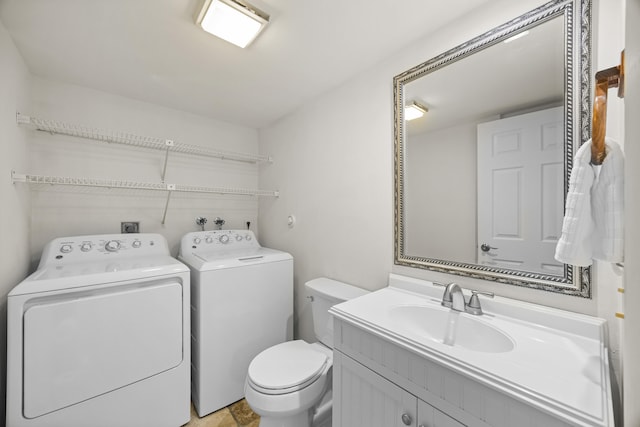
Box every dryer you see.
[179,230,293,417]
[6,234,190,427]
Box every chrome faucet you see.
[441,283,465,312]
[440,282,495,315]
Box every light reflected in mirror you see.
[394,0,592,297]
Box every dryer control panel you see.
[38,233,170,268]
[181,230,260,253]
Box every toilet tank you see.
[305,278,368,348]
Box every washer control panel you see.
[181,230,259,253]
[39,233,169,267]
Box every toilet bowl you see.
[245,341,332,427]
[244,278,368,427]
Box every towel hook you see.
[591,50,625,165]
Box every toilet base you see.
[257,410,311,427]
[314,416,332,427]
[256,398,332,427]
[311,390,332,427]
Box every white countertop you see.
[329,274,614,427]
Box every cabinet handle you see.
[401,413,413,425]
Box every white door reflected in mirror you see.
[477,107,564,276]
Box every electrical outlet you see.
[121,221,140,233]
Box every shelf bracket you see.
[161,183,176,225]
[161,139,175,182]
[16,112,31,126]
[11,170,26,183]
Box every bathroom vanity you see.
[330,274,614,427]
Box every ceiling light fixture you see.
[195,0,269,48]
[405,102,428,121]
[503,30,530,44]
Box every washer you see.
[6,234,190,427]
[179,230,293,417]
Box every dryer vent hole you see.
[121,222,140,233]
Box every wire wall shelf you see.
[12,172,279,224]
[17,113,272,167]
[15,112,278,224]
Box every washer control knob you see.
[132,240,142,248]
[219,234,229,244]
[80,243,92,252]
[105,240,121,252]
[235,234,243,241]
[60,244,73,253]
[245,234,252,241]
[193,237,201,245]
[205,236,213,244]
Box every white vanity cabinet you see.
[332,318,574,427]
[419,399,466,427]
[334,350,463,427]
[329,275,614,427]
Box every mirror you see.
[394,0,592,297]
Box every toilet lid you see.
[248,340,328,391]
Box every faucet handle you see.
[466,290,494,315]
[471,290,494,298]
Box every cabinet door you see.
[333,351,417,427]
[418,399,466,427]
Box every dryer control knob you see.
[132,240,142,248]
[60,244,73,253]
[193,237,202,245]
[219,234,229,244]
[105,240,121,252]
[80,243,92,252]
[235,234,243,241]
[245,234,252,241]
[205,236,213,244]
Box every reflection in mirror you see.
[405,17,564,273]
[394,0,592,297]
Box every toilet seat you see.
[247,340,329,395]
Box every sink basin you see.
[389,305,514,353]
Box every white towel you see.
[555,140,596,266]
[592,138,624,262]
[555,138,625,266]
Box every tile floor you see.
[184,399,259,427]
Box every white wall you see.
[623,0,639,424]
[258,0,625,358]
[27,78,262,262]
[258,68,394,339]
[0,19,31,425]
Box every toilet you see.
[244,277,368,427]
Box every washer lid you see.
[180,246,292,271]
[248,340,328,390]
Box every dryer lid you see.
[247,340,328,391]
